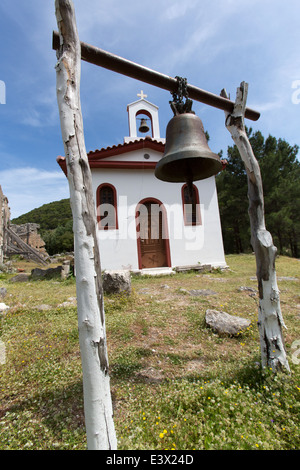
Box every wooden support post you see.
[55,0,117,449]
[221,82,290,373]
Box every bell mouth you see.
[155,151,222,182]
[155,112,223,183]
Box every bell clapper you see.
[186,179,194,200]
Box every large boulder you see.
[9,273,30,283]
[0,287,7,298]
[205,309,251,337]
[31,266,63,280]
[102,270,131,295]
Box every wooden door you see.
[137,200,170,269]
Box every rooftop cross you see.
[137,90,147,100]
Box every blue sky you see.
[0,0,299,218]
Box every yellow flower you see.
[159,433,164,439]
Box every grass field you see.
[0,254,299,450]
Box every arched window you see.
[181,184,201,226]
[96,183,118,230]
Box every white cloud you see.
[0,167,69,219]
[250,97,284,113]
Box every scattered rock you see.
[238,286,257,293]
[34,304,52,311]
[179,288,216,296]
[238,286,257,297]
[205,309,251,337]
[9,273,30,283]
[200,275,227,282]
[61,261,71,280]
[175,264,212,273]
[0,287,7,298]
[138,288,151,295]
[102,270,131,295]
[0,303,9,314]
[31,266,63,280]
[278,276,298,281]
[58,297,77,308]
[190,289,217,296]
[135,367,164,384]
[0,262,16,274]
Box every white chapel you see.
[57,92,226,273]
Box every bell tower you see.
[124,91,165,144]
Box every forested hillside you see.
[11,199,74,255]
[216,128,300,257]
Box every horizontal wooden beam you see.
[52,31,260,122]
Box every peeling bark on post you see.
[54,0,117,449]
[220,82,290,373]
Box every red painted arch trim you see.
[135,197,171,270]
[57,156,157,175]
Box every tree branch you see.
[221,82,290,373]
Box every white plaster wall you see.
[100,149,162,162]
[92,166,226,271]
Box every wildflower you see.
[159,433,164,439]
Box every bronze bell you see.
[139,118,150,133]
[155,113,223,183]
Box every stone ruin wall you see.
[0,185,10,263]
[0,185,48,262]
[9,223,48,255]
